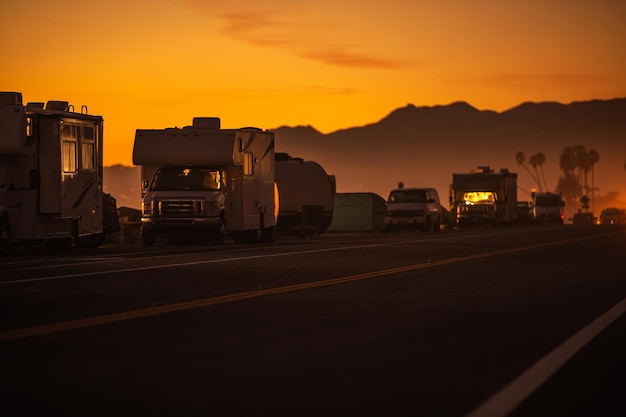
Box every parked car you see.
[600,207,626,225]
[384,185,442,232]
[571,212,596,225]
[516,201,534,223]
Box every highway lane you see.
[1,225,625,416]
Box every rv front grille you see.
[157,200,203,217]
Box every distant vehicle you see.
[516,201,534,223]
[384,183,442,232]
[599,207,626,225]
[532,191,565,224]
[450,166,517,227]
[571,212,596,225]
[0,91,119,250]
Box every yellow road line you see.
[0,233,615,342]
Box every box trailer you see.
[0,91,118,250]
[132,117,276,245]
[327,192,386,232]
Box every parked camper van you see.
[450,166,518,227]
[384,183,442,232]
[133,117,276,246]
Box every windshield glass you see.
[535,195,562,206]
[150,167,223,191]
[388,189,427,203]
[462,191,495,204]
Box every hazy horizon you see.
[2,0,624,166]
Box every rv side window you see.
[62,140,77,173]
[81,141,95,170]
[244,152,254,176]
[26,117,33,138]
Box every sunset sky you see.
[2,0,625,166]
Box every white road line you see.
[465,297,626,417]
[2,231,613,286]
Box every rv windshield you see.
[151,167,223,191]
[535,195,562,206]
[462,191,495,205]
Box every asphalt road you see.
[1,224,625,417]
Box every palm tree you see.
[560,146,577,174]
[515,151,541,190]
[588,149,599,212]
[574,144,591,196]
[529,152,548,192]
[556,171,583,212]
[559,146,583,218]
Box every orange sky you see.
[2,0,625,166]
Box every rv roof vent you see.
[0,92,23,105]
[275,152,291,161]
[45,100,69,111]
[27,102,45,109]
[193,117,220,129]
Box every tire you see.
[422,217,432,232]
[433,215,441,232]
[261,226,275,243]
[142,229,156,246]
[0,224,8,253]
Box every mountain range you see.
[105,97,626,217]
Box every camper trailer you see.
[132,117,276,245]
[0,91,118,250]
[274,153,335,236]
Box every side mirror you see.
[141,179,149,197]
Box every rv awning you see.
[132,129,237,166]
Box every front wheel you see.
[422,217,432,232]
[433,215,441,232]
[0,223,9,253]
[142,228,156,246]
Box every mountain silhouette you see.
[272,97,626,213]
[105,97,626,216]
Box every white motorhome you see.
[532,191,565,224]
[132,117,277,246]
[384,183,442,232]
[0,91,118,250]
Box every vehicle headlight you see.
[142,201,152,216]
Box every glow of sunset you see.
[1,0,625,166]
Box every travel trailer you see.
[274,153,335,236]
